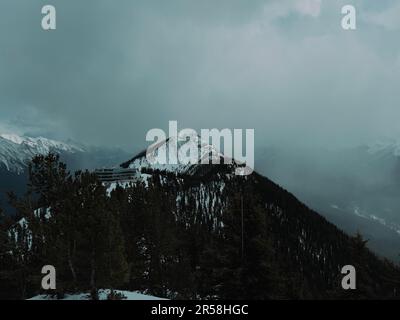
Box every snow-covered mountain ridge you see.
[0,133,84,173]
[121,133,248,176]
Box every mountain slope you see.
[120,167,400,298]
[255,144,400,263]
[113,142,400,298]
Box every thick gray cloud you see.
[0,0,399,152]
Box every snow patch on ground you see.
[28,289,167,300]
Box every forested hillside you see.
[0,154,399,300]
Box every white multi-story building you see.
[94,168,137,183]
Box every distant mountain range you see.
[0,134,83,174]
[0,133,130,212]
[256,142,400,263]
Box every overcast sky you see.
[0,0,399,152]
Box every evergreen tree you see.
[71,171,129,299]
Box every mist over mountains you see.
[256,142,400,263]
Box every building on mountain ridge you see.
[94,168,137,183]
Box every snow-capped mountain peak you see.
[0,133,25,145]
[121,133,242,175]
[0,133,84,174]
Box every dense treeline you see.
[0,154,399,300]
